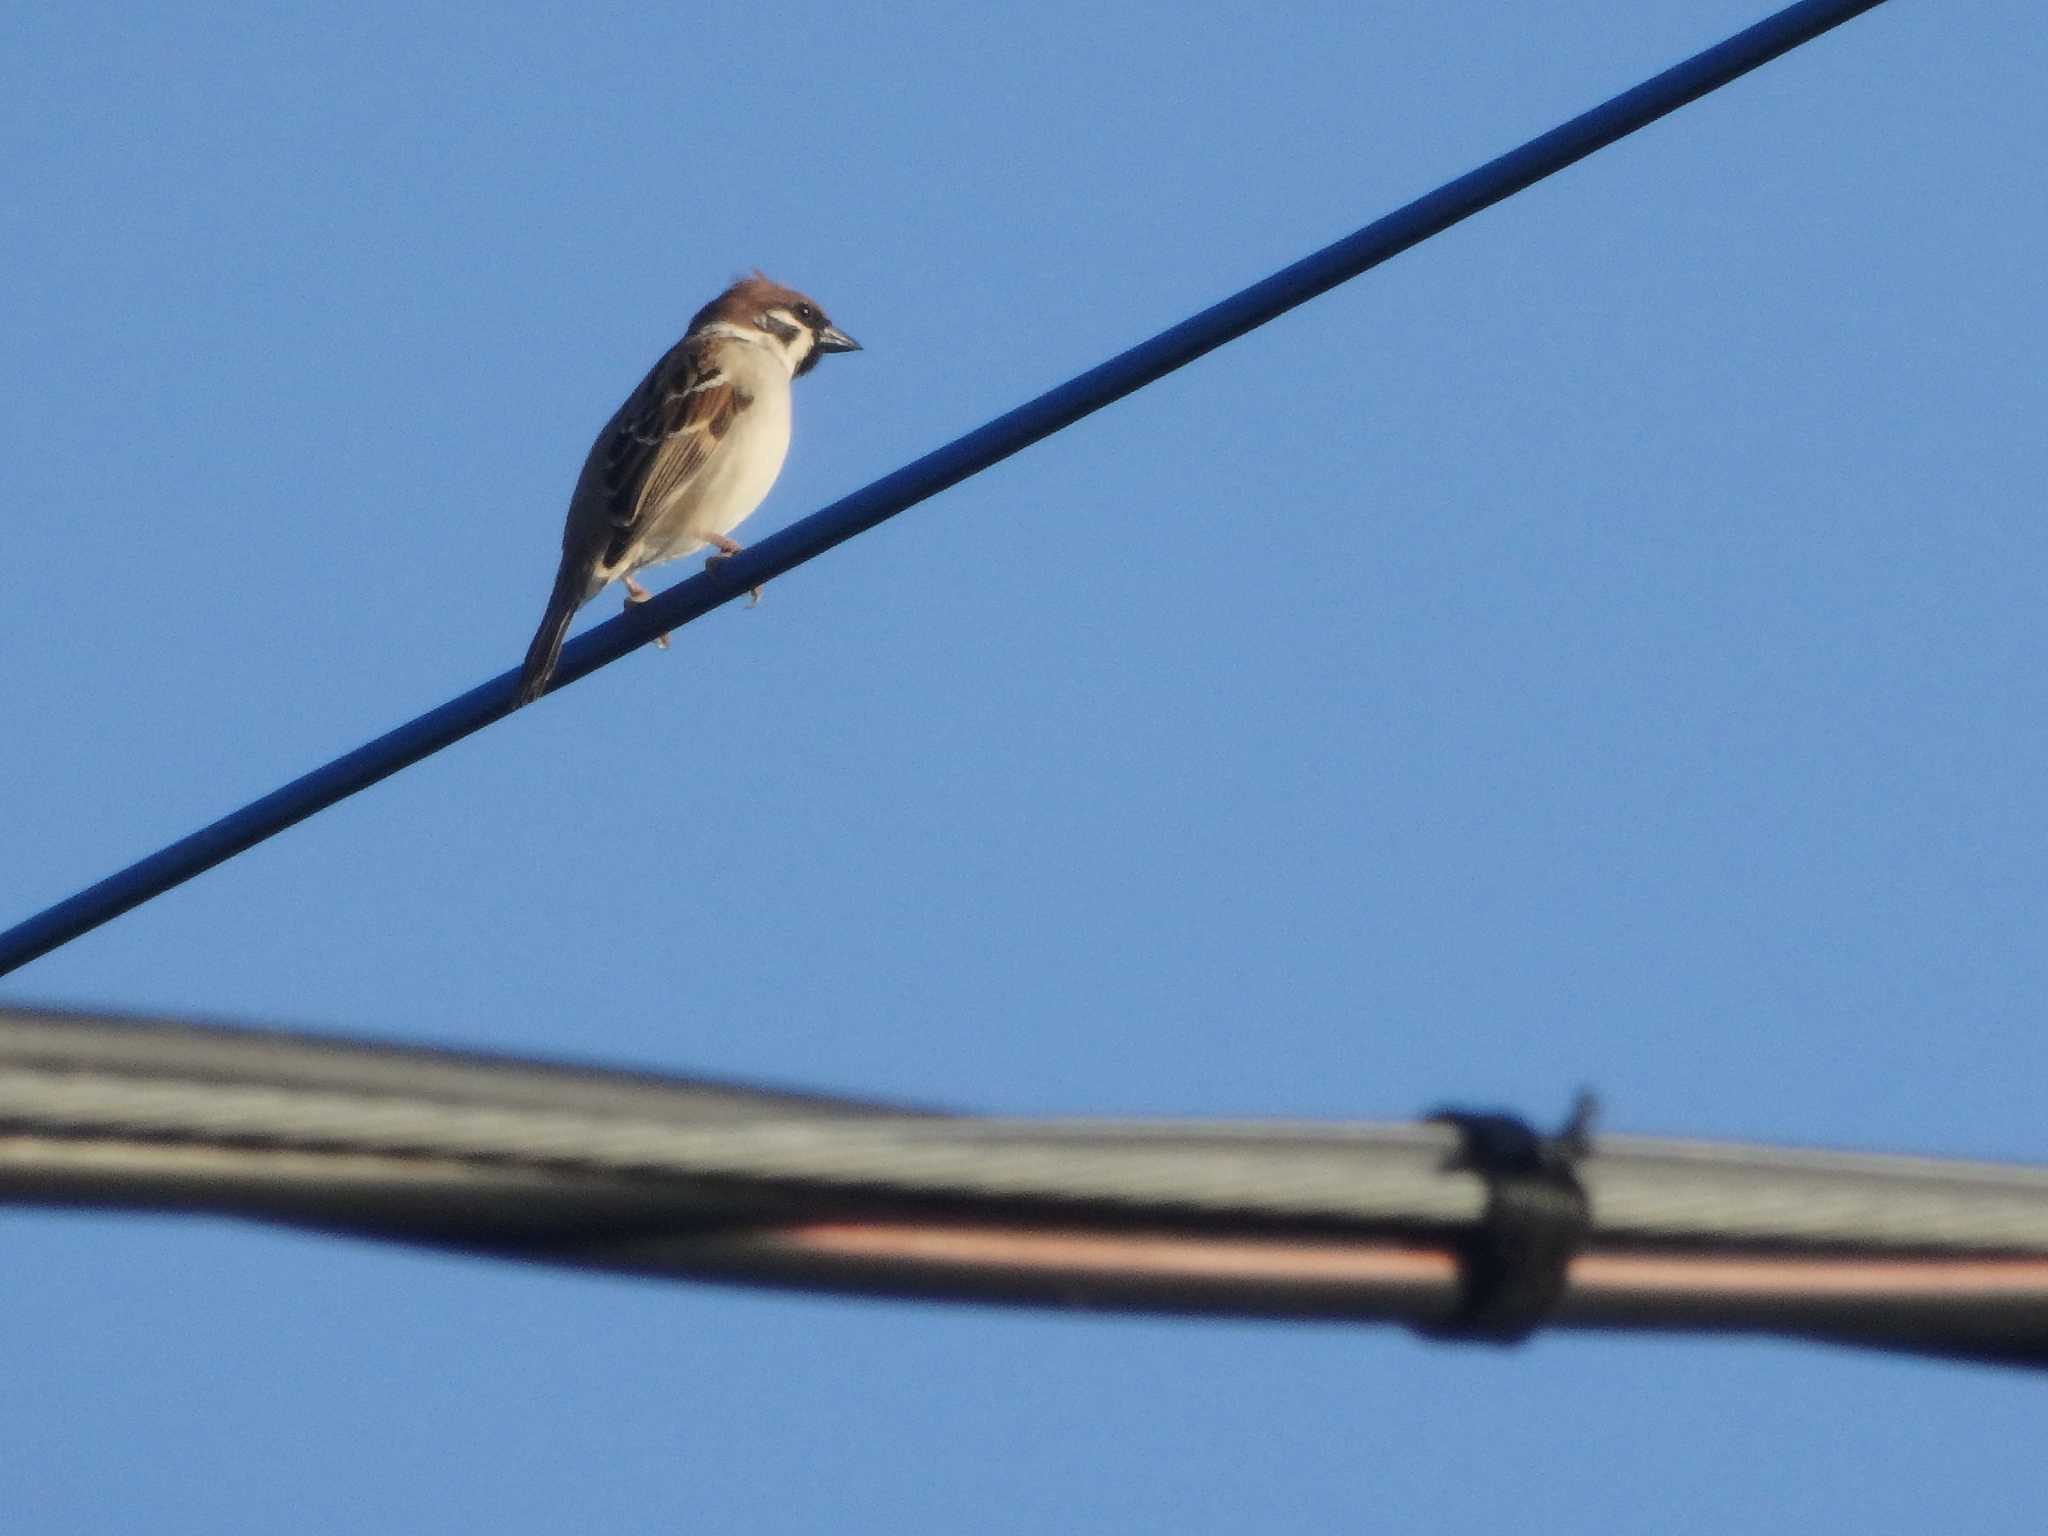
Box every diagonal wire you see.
[0,0,1889,976]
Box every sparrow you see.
[515,273,860,705]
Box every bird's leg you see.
[703,535,763,607]
[622,576,671,650]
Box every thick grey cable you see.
[10,1009,2047,1365]
[7,1009,2048,1258]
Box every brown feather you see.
[689,272,820,332]
[588,334,753,571]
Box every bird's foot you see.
[622,577,671,649]
[704,547,763,607]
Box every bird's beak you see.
[813,325,861,355]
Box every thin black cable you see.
[0,0,1891,975]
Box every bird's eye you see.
[796,303,819,324]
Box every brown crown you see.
[690,272,828,332]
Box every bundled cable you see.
[6,1006,2044,1367]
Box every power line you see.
[5,1005,2043,1366]
[0,0,1890,976]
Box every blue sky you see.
[6,0,2046,1529]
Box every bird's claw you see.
[622,581,672,649]
[705,551,763,607]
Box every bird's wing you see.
[523,333,752,704]
[580,334,752,572]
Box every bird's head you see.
[695,272,861,378]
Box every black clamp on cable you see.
[1419,1092,1597,1345]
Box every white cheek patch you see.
[700,312,812,379]
[762,309,815,371]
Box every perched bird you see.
[515,273,860,705]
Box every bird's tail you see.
[515,563,587,707]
